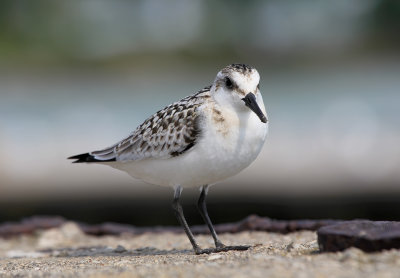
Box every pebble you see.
[207,254,223,261]
[6,250,45,258]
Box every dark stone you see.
[317,220,400,252]
[0,215,342,238]
[0,216,66,238]
[200,215,341,235]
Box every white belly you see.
[110,109,268,188]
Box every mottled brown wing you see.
[90,90,210,162]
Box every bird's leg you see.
[197,185,225,248]
[196,185,250,254]
[172,186,202,254]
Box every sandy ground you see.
[0,222,399,278]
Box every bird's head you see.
[212,64,267,123]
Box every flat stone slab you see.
[318,220,400,252]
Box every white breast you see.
[110,101,268,188]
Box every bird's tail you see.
[68,153,116,163]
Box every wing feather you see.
[89,87,211,162]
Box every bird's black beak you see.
[242,93,268,123]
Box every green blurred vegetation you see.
[0,0,399,66]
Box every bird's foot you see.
[195,245,251,255]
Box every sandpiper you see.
[69,64,268,254]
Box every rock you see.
[317,220,400,252]
[37,222,85,249]
[114,245,127,253]
[192,215,341,235]
[207,254,223,261]
[0,215,342,237]
[6,250,46,258]
[0,216,66,238]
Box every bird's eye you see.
[225,77,233,89]
[257,83,260,90]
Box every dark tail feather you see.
[68,153,116,163]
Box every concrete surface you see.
[0,222,399,278]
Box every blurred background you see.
[1,0,399,225]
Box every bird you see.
[68,64,269,254]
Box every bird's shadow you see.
[39,245,193,258]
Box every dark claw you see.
[215,242,226,249]
[195,245,251,255]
